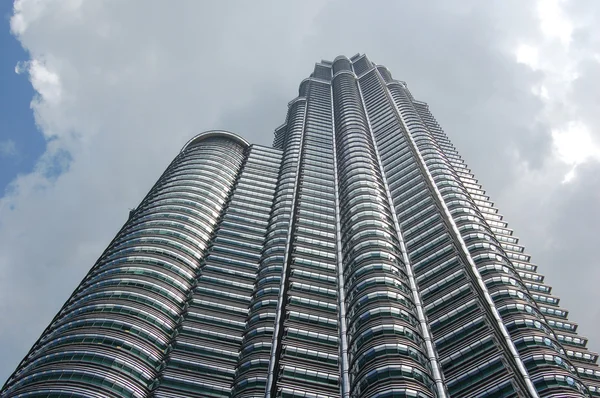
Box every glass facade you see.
[1,55,598,398]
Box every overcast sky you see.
[1,0,599,385]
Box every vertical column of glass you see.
[232,98,307,398]
[152,145,281,398]
[381,74,539,397]
[358,65,522,397]
[354,58,447,398]
[412,100,600,396]
[331,69,352,398]
[331,57,437,398]
[381,71,590,397]
[1,135,245,398]
[274,77,341,398]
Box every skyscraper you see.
[1,54,598,398]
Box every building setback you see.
[1,54,599,398]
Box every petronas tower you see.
[2,54,598,398]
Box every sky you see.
[0,1,44,194]
[1,0,599,385]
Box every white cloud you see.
[514,0,600,182]
[531,84,550,99]
[538,0,573,44]
[10,0,43,35]
[552,121,600,164]
[561,165,577,183]
[16,59,62,104]
[551,121,600,183]
[516,44,540,69]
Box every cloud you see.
[1,0,599,385]
[496,158,600,348]
[514,0,600,183]
[538,0,573,44]
[541,162,600,341]
[551,121,600,182]
[517,44,540,69]
[15,59,62,105]
[0,140,17,158]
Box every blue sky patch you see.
[0,2,45,195]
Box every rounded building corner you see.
[181,130,250,152]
